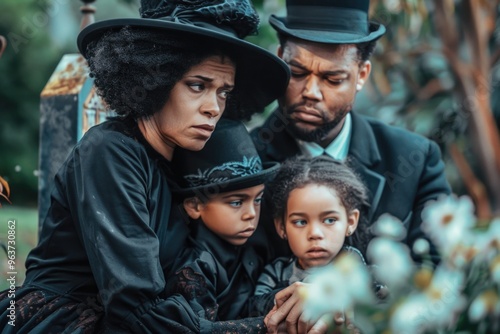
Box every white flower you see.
[367,237,414,288]
[372,214,407,240]
[413,238,430,256]
[390,293,430,334]
[383,0,402,13]
[421,195,476,251]
[446,234,481,269]
[490,255,500,284]
[423,267,466,328]
[333,253,373,304]
[468,296,488,322]
[301,265,349,320]
[390,266,466,333]
[475,218,500,261]
[468,290,500,322]
[301,254,373,320]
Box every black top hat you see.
[270,0,386,44]
[172,118,279,198]
[77,0,290,110]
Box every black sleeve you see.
[62,132,201,333]
[247,260,290,316]
[409,140,451,264]
[164,252,267,334]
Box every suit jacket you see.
[249,109,451,264]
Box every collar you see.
[348,112,381,166]
[295,113,352,160]
[289,258,309,284]
[190,222,242,275]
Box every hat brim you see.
[77,18,290,110]
[172,161,280,198]
[269,15,386,44]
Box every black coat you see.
[163,223,266,333]
[249,110,451,263]
[0,118,214,333]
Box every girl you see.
[252,156,386,316]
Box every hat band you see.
[286,6,369,36]
[182,156,263,188]
[158,8,239,39]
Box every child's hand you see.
[264,304,278,331]
[265,282,330,334]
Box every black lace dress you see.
[0,118,216,333]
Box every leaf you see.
[0,176,11,207]
[0,193,11,206]
[0,176,10,197]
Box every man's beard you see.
[284,103,352,143]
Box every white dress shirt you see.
[296,112,352,161]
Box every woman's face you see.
[143,55,236,159]
[276,184,359,270]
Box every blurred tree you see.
[361,0,500,218]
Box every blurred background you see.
[1,0,499,289]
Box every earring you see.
[356,84,362,91]
[282,233,287,240]
[346,230,352,236]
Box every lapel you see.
[264,108,301,162]
[348,113,385,223]
[262,110,386,223]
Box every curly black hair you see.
[269,155,371,252]
[277,33,377,64]
[86,26,256,120]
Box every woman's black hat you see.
[172,118,279,198]
[269,0,386,44]
[77,0,290,110]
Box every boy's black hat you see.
[172,118,279,198]
[77,0,290,110]
[269,0,386,44]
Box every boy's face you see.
[276,184,359,270]
[184,184,265,246]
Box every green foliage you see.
[0,0,63,206]
[0,206,39,290]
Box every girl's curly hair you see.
[86,26,256,120]
[269,155,371,253]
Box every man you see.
[251,0,451,265]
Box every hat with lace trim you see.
[171,118,279,198]
[77,0,290,110]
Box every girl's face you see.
[184,185,265,246]
[275,184,359,270]
[141,55,236,159]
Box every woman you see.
[0,0,289,333]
